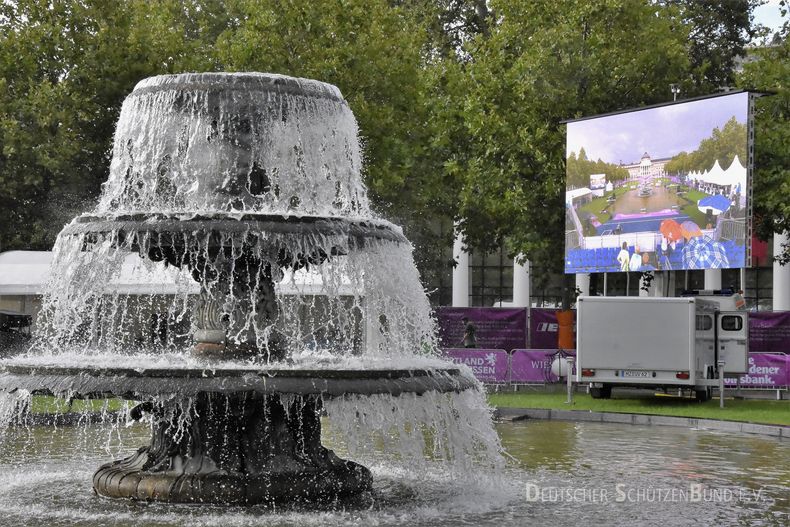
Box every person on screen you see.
[629,246,643,272]
[617,242,630,272]
[660,236,677,270]
[639,252,656,271]
[460,317,477,348]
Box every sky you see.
[753,0,788,40]
[566,92,749,165]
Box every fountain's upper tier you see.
[97,73,370,217]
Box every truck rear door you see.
[716,311,748,375]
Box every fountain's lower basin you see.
[0,364,474,399]
[0,364,474,505]
[93,392,371,505]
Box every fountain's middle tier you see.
[56,212,411,360]
[63,212,407,270]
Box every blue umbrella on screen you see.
[682,236,730,269]
[697,195,731,215]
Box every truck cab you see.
[685,289,749,382]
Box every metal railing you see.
[717,218,746,243]
[567,207,585,248]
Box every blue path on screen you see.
[596,214,691,235]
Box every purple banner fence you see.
[749,312,790,353]
[725,353,789,388]
[439,308,789,352]
[442,349,788,387]
[443,349,509,383]
[510,349,574,383]
[437,308,527,351]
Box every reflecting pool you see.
[0,419,786,526]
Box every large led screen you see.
[564,92,750,274]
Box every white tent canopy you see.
[0,251,52,295]
[565,187,592,206]
[718,155,747,190]
[693,156,746,190]
[699,159,724,185]
[0,251,360,297]
[0,251,198,295]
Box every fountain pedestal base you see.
[92,392,372,505]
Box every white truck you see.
[575,291,748,401]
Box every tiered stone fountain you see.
[0,73,477,505]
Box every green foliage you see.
[0,0,440,253]
[212,0,434,219]
[660,0,760,90]
[738,18,790,262]
[0,0,225,249]
[664,117,748,174]
[434,0,767,287]
[439,0,691,281]
[566,149,630,189]
[0,0,777,282]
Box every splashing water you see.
[28,73,437,364]
[101,73,369,216]
[0,72,505,510]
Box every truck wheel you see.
[694,388,710,402]
[590,385,612,399]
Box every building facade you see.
[620,152,670,181]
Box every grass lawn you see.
[684,189,709,202]
[578,196,612,225]
[488,392,790,426]
[30,396,130,414]
[25,394,790,427]
[681,204,708,227]
[680,189,712,227]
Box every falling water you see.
[28,73,439,365]
[0,72,504,509]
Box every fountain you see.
[0,73,494,506]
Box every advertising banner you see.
[748,312,790,353]
[725,353,789,388]
[443,348,509,383]
[565,92,750,274]
[437,308,527,351]
[511,350,557,383]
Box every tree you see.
[436,0,692,284]
[665,151,693,175]
[427,0,764,296]
[665,117,748,174]
[661,0,761,91]
[0,0,228,250]
[738,14,790,263]
[0,0,776,289]
[565,150,629,189]
[213,0,434,220]
[0,0,439,254]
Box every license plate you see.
[622,370,649,378]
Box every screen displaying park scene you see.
[564,92,749,274]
